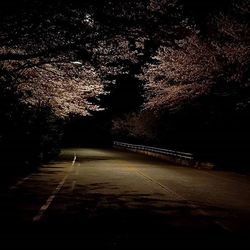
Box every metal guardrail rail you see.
[113,141,194,161]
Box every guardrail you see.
[113,141,193,159]
[113,141,214,169]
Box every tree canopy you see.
[0,0,249,169]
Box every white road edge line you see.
[72,153,76,166]
[32,153,77,222]
[9,174,34,190]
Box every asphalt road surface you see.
[1,148,250,249]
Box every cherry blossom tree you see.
[1,0,194,120]
[18,63,105,117]
[113,0,250,154]
[112,111,157,141]
[140,0,249,113]
[0,1,105,118]
[212,0,250,86]
[0,0,108,167]
[140,34,218,111]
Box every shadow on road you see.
[1,191,248,249]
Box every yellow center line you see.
[134,168,185,201]
[129,165,232,233]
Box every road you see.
[1,148,250,249]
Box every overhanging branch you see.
[0,43,90,62]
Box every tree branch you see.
[0,43,90,61]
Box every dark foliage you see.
[0,74,62,177]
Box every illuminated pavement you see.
[1,148,250,249]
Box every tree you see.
[1,0,193,118]
[0,71,63,172]
[0,0,107,170]
[140,34,218,112]
[114,0,250,169]
[112,111,158,142]
[140,0,249,113]
[0,1,106,118]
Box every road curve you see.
[1,148,250,249]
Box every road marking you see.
[134,169,185,201]
[10,153,77,191]
[33,153,77,222]
[71,180,76,191]
[9,174,34,190]
[70,163,80,191]
[33,174,68,222]
[72,153,77,166]
[75,163,80,176]
[131,166,232,233]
